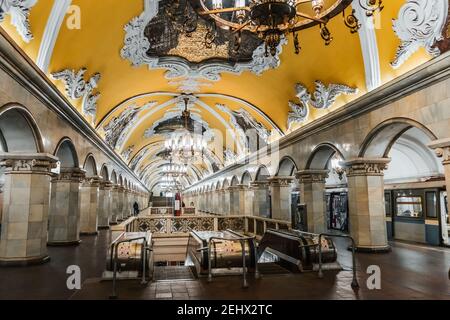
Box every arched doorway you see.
[358,118,447,248]
[304,143,348,233]
[254,165,271,218]
[270,157,298,222]
[79,154,100,235]
[0,106,56,265]
[48,138,83,246]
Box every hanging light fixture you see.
[162,161,188,177]
[331,154,345,181]
[164,97,207,163]
[191,0,383,57]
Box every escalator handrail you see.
[206,233,259,288]
[109,235,151,299]
[317,233,359,290]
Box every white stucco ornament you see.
[0,0,37,43]
[51,68,101,121]
[288,81,358,130]
[391,0,449,69]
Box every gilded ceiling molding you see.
[0,0,37,43]
[391,0,449,69]
[115,101,158,151]
[120,0,285,92]
[36,0,72,72]
[196,93,283,136]
[287,81,358,130]
[130,147,150,171]
[51,68,101,123]
[224,149,237,167]
[216,103,271,154]
[121,145,134,162]
[353,1,381,91]
[102,106,140,150]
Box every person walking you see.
[133,201,139,216]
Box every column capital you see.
[268,176,294,186]
[54,167,86,182]
[111,184,121,190]
[82,175,102,187]
[250,181,269,189]
[343,158,390,177]
[0,153,58,173]
[100,180,113,189]
[428,138,450,164]
[295,169,329,183]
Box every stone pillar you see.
[251,182,270,217]
[296,170,329,233]
[126,189,132,217]
[0,173,4,231]
[344,158,391,252]
[223,188,231,215]
[117,187,125,221]
[241,186,253,216]
[48,167,85,246]
[98,181,112,228]
[229,185,241,215]
[109,184,120,225]
[268,176,293,222]
[213,190,219,214]
[79,176,100,235]
[428,139,450,198]
[0,154,57,265]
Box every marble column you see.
[109,184,120,225]
[241,186,253,216]
[98,181,112,228]
[0,154,57,265]
[79,176,100,235]
[344,158,391,252]
[126,189,132,217]
[251,182,270,217]
[268,176,293,222]
[117,187,125,221]
[223,188,231,215]
[296,170,329,233]
[428,139,450,199]
[0,174,4,230]
[212,191,219,214]
[48,167,85,246]
[229,185,241,215]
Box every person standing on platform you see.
[133,201,139,216]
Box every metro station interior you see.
[0,0,449,301]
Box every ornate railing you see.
[118,214,291,237]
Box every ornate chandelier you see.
[160,176,182,190]
[162,162,189,177]
[192,0,383,56]
[164,97,207,163]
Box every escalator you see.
[257,229,341,273]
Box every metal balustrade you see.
[113,211,292,237]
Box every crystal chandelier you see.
[160,176,182,190]
[162,162,188,177]
[192,0,383,56]
[164,97,207,163]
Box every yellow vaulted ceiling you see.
[0,0,440,190]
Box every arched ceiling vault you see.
[1,0,446,190]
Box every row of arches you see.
[184,117,448,250]
[0,105,143,191]
[0,105,149,266]
[188,118,443,192]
